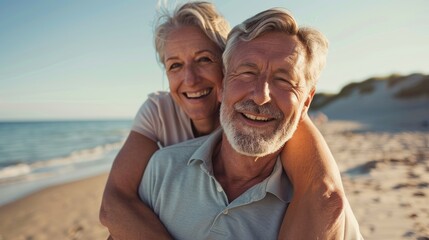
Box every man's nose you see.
[252,78,271,105]
[183,65,199,86]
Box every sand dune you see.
[313,73,429,131]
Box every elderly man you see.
[139,8,362,240]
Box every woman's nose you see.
[183,65,199,86]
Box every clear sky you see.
[1,0,428,120]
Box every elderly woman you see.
[100,2,345,239]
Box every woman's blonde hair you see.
[155,1,230,65]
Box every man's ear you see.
[300,87,316,121]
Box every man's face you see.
[220,31,314,157]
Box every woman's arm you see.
[99,131,172,240]
[278,115,346,239]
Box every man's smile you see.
[241,112,273,122]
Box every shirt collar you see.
[187,127,223,174]
[266,157,293,203]
[187,128,293,203]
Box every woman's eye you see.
[169,63,181,70]
[197,57,213,63]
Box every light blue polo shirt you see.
[139,128,293,240]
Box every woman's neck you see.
[191,116,220,137]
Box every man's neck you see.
[212,133,280,202]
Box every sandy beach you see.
[1,120,428,240]
[0,174,110,240]
[318,121,429,240]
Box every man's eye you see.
[275,77,288,82]
[241,71,256,76]
[275,77,294,87]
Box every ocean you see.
[0,120,132,206]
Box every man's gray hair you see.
[222,8,328,88]
[155,1,230,65]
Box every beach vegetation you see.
[394,75,429,99]
[310,73,429,110]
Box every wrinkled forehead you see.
[229,32,306,73]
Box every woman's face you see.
[163,25,223,123]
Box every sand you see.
[0,120,428,240]
[318,121,429,240]
[0,174,110,240]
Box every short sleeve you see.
[131,96,161,143]
[130,91,195,148]
[343,200,364,239]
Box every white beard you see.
[220,99,301,157]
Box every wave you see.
[0,141,124,184]
[0,164,32,179]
